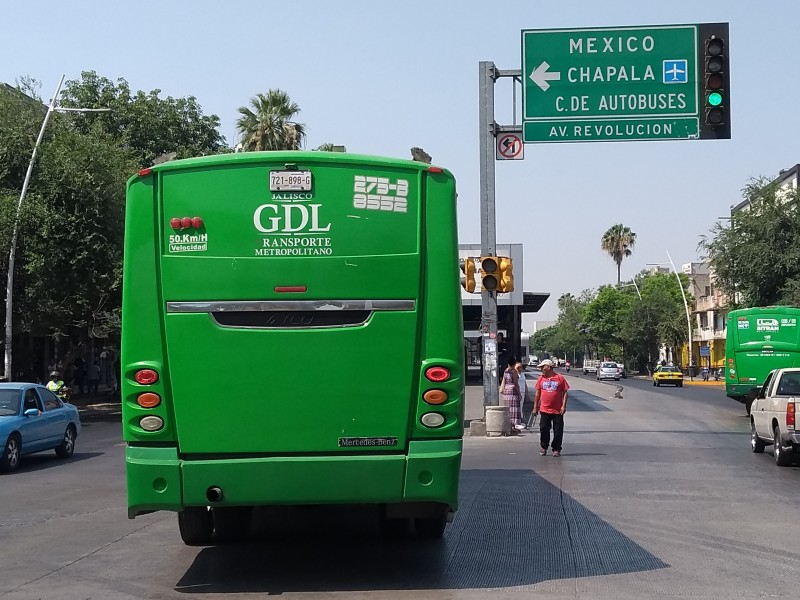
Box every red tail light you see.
[788,402,795,429]
[425,366,450,382]
[138,168,152,177]
[134,369,159,385]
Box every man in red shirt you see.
[533,359,570,457]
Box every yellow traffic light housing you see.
[480,256,499,291]
[460,257,477,293]
[498,256,514,292]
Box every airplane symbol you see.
[665,63,685,81]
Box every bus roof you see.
[128,151,452,184]
[728,306,800,317]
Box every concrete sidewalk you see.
[68,390,122,422]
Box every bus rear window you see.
[161,164,420,259]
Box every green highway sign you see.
[521,24,720,143]
[523,117,699,143]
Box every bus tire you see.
[745,398,754,416]
[178,507,214,546]
[213,506,252,542]
[414,515,447,539]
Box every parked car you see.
[653,366,684,387]
[616,362,627,379]
[597,362,621,381]
[0,383,81,472]
[750,368,800,466]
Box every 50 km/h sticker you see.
[496,133,524,160]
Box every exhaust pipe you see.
[206,486,223,503]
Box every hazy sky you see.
[2,1,797,322]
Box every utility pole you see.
[478,62,521,407]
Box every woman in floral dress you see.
[500,355,522,428]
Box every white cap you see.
[539,359,554,367]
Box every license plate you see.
[269,170,312,191]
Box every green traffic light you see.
[708,92,723,106]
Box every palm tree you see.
[236,89,306,151]
[601,224,637,284]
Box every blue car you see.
[0,383,81,472]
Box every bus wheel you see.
[213,506,252,542]
[745,398,754,416]
[414,515,447,539]
[178,507,214,546]
[380,508,409,538]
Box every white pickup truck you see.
[750,367,800,466]
[582,359,600,375]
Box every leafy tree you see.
[582,285,631,359]
[59,71,227,167]
[0,73,227,377]
[530,326,558,358]
[601,223,637,284]
[236,90,306,151]
[700,177,800,308]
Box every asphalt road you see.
[1,375,799,599]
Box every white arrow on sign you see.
[529,61,561,92]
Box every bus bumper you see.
[126,439,462,518]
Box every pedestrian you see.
[515,361,528,425]
[496,332,510,384]
[73,356,87,395]
[533,358,570,457]
[500,355,524,430]
[87,361,101,395]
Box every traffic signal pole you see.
[478,61,499,408]
[478,62,520,407]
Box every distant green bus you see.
[122,152,464,544]
[725,306,800,412]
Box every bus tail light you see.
[139,416,164,431]
[137,393,161,409]
[788,403,795,430]
[425,366,450,382]
[423,389,447,405]
[135,369,159,385]
[420,412,445,428]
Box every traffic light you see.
[459,257,477,293]
[479,256,499,291]
[497,256,514,292]
[699,23,730,139]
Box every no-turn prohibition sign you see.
[496,133,524,160]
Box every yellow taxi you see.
[653,365,684,387]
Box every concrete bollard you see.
[485,406,510,437]
[469,419,487,437]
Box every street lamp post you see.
[666,251,693,372]
[3,75,110,379]
[648,253,693,374]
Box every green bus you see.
[725,306,800,412]
[122,152,464,544]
